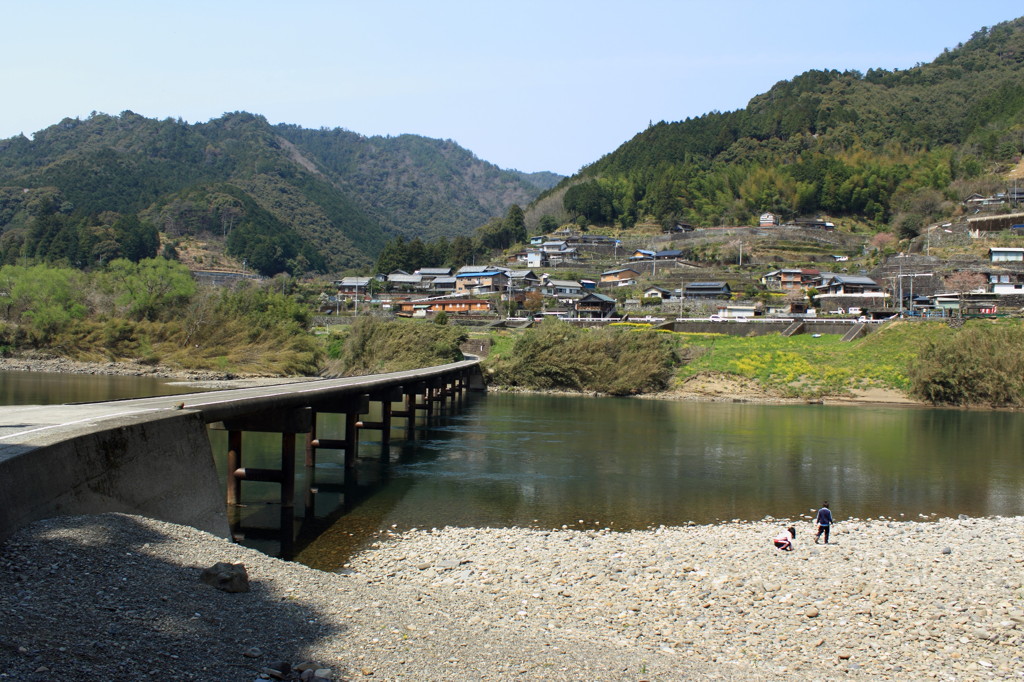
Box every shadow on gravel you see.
[0,513,345,681]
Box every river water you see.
[5,370,1024,569]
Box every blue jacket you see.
[816,507,833,526]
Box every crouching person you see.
[773,526,796,551]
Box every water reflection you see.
[5,370,1023,571]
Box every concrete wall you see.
[0,411,229,543]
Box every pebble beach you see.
[3,513,1024,681]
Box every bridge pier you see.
[212,408,312,556]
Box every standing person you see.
[815,502,833,544]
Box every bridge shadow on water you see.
[225,403,469,569]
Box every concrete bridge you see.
[0,360,484,549]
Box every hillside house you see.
[643,285,672,300]
[539,278,583,299]
[509,269,541,290]
[989,247,1024,263]
[630,249,656,260]
[387,273,426,291]
[333,276,372,298]
[684,282,732,299]
[398,298,492,316]
[574,292,617,319]
[655,249,683,260]
[600,268,640,286]
[759,212,778,227]
[814,274,882,296]
[761,268,819,291]
[988,272,1024,294]
[455,270,509,295]
[429,277,457,293]
[415,267,453,279]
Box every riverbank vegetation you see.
[3,258,1024,407]
[484,322,679,395]
[322,317,467,376]
[909,321,1024,406]
[0,259,322,375]
[480,318,1024,407]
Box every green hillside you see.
[532,18,1024,235]
[0,112,555,275]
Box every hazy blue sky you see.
[2,1,1021,175]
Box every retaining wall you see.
[0,411,229,543]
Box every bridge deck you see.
[0,359,479,455]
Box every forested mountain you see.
[538,18,1024,237]
[0,112,555,275]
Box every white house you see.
[989,247,1024,263]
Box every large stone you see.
[201,562,250,593]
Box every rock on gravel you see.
[3,513,1024,680]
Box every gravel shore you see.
[3,513,1023,681]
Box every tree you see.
[504,204,527,245]
[103,257,197,321]
[448,235,475,267]
[113,215,160,262]
[538,215,559,233]
[374,237,408,274]
[523,290,544,314]
[943,271,986,293]
[0,263,87,341]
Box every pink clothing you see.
[773,531,793,551]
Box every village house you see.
[414,267,453,279]
[630,248,656,261]
[761,268,820,291]
[643,285,672,300]
[759,212,778,227]
[715,303,757,319]
[988,271,1024,294]
[509,269,541,290]
[684,281,732,299]
[574,292,618,319]
[600,268,640,286]
[387,272,426,291]
[428,276,457,294]
[989,247,1024,263]
[814,274,883,296]
[508,250,548,269]
[333,276,372,298]
[397,298,493,317]
[539,278,583,300]
[455,270,510,295]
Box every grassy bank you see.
[480,318,1024,407]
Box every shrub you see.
[485,321,678,395]
[322,318,467,376]
[909,322,1024,406]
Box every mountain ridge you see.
[0,111,561,275]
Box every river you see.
[4,370,1023,569]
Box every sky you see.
[2,1,1022,176]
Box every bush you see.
[908,322,1024,406]
[323,318,467,376]
[485,321,678,395]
